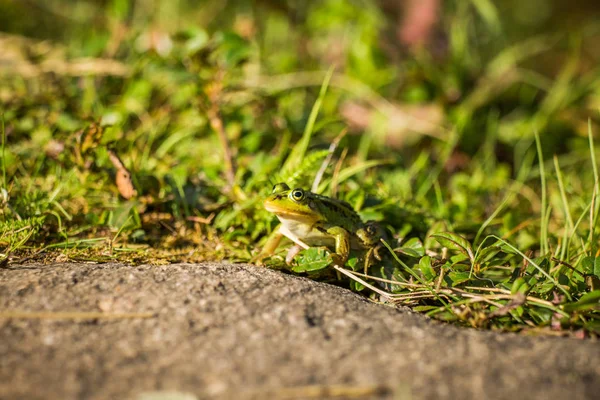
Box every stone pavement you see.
[1,262,598,399]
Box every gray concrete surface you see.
[0,262,598,400]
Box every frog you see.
[254,182,384,273]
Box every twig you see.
[186,213,216,224]
[435,264,445,292]
[206,70,236,188]
[346,270,424,288]
[208,105,236,187]
[332,265,391,299]
[457,293,508,309]
[550,256,585,279]
[463,286,564,311]
[463,286,508,293]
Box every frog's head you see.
[264,182,319,224]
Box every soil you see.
[1,262,599,400]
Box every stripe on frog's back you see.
[308,193,362,224]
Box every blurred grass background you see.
[1,0,600,334]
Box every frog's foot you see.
[373,244,384,261]
[363,244,385,274]
[327,252,344,280]
[250,252,268,266]
[330,253,345,267]
[252,229,284,267]
[285,244,303,264]
[363,247,374,274]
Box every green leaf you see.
[563,290,600,312]
[500,244,519,255]
[350,280,365,291]
[431,311,458,322]
[449,253,471,265]
[447,271,472,286]
[582,256,600,279]
[216,32,250,67]
[511,277,526,295]
[417,256,436,281]
[397,237,425,258]
[558,273,570,286]
[184,28,209,55]
[536,280,556,295]
[347,256,359,269]
[413,305,439,312]
[475,244,502,262]
[431,232,474,262]
[584,320,600,334]
[293,248,332,273]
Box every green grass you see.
[1,0,600,337]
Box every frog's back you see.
[309,193,364,231]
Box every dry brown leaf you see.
[108,150,137,200]
[115,169,136,200]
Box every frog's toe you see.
[285,244,303,264]
[251,255,266,266]
[330,253,346,267]
[373,245,384,261]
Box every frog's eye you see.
[291,188,305,201]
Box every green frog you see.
[254,182,384,272]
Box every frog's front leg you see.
[279,225,310,250]
[285,244,303,264]
[357,222,384,273]
[252,228,284,265]
[253,225,311,265]
[324,226,351,267]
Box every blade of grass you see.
[553,154,574,261]
[43,238,108,250]
[534,131,549,255]
[283,67,334,172]
[469,0,501,33]
[570,201,592,259]
[111,214,134,246]
[588,118,599,255]
[311,128,347,192]
[1,113,5,188]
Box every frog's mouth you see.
[264,201,316,222]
